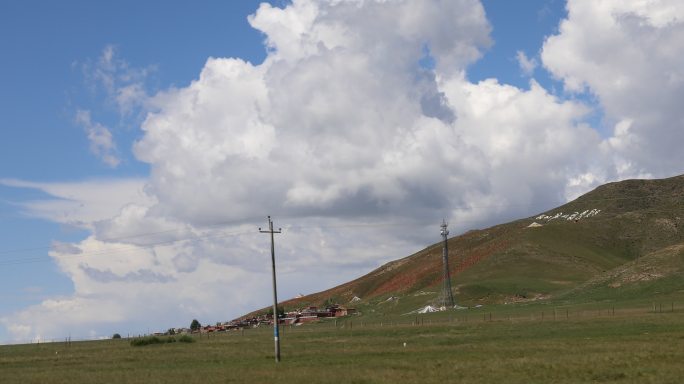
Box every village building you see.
[224,303,358,329]
[276,304,356,325]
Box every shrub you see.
[130,335,194,347]
[130,336,163,347]
[112,333,122,339]
[178,335,195,343]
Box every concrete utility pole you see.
[440,219,455,308]
[260,216,282,363]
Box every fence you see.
[1,301,680,346]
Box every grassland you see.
[3,302,684,384]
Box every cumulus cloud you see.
[441,76,600,219]
[5,0,684,341]
[135,0,496,227]
[542,0,684,178]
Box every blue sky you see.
[472,0,563,86]
[1,0,682,343]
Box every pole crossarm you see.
[259,215,282,363]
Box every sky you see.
[1,0,683,343]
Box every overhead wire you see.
[0,228,257,267]
[0,217,265,256]
[0,192,682,267]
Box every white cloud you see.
[0,178,151,229]
[75,110,120,167]
[542,0,684,178]
[83,44,152,115]
[72,45,154,167]
[135,0,495,227]
[441,76,601,217]
[116,83,148,116]
[516,50,537,76]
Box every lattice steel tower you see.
[439,219,455,308]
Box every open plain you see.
[2,301,684,384]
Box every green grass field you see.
[3,302,684,384]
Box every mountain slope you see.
[558,242,684,302]
[276,175,684,313]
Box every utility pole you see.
[440,219,455,308]
[260,216,282,363]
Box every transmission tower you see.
[439,219,455,308]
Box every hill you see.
[256,175,684,316]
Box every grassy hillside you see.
[559,242,684,302]
[263,175,684,316]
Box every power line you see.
[0,219,442,258]
[0,217,266,256]
[0,228,256,267]
[3,206,684,266]
[1,191,683,264]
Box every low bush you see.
[130,336,170,346]
[130,335,195,346]
[178,335,195,343]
